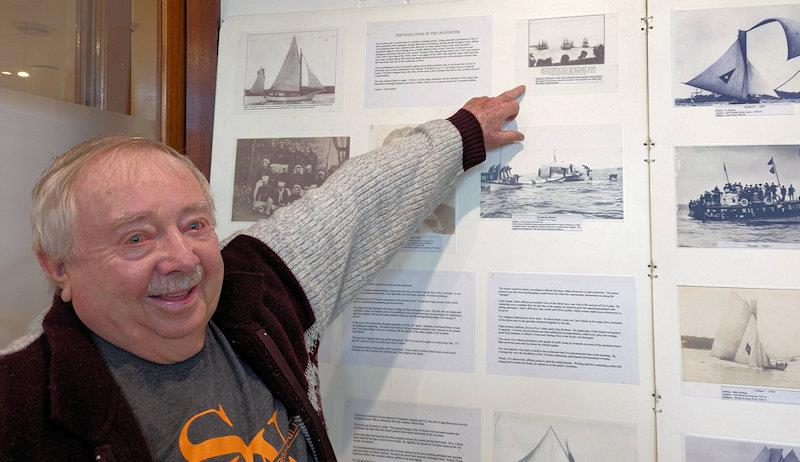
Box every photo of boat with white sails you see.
[675,145,800,248]
[494,411,636,462]
[679,286,800,391]
[686,435,800,462]
[672,5,800,106]
[480,124,623,219]
[243,30,338,110]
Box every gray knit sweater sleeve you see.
[221,119,466,332]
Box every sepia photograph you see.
[243,29,338,110]
[231,136,350,222]
[672,5,800,106]
[527,14,605,68]
[679,286,800,391]
[686,434,800,462]
[494,411,636,461]
[481,124,623,219]
[369,123,456,236]
[675,145,800,248]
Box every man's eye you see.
[188,221,204,230]
[128,234,143,244]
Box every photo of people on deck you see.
[527,14,605,68]
[675,145,800,248]
[232,136,350,221]
[480,123,623,219]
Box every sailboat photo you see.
[518,426,576,462]
[680,17,800,103]
[710,293,788,371]
[263,36,327,102]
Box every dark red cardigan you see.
[0,236,332,461]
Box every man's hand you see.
[462,85,525,151]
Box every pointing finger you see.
[497,85,526,102]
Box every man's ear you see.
[36,251,72,302]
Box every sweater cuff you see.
[447,108,486,171]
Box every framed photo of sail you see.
[671,5,800,108]
[242,28,344,112]
[675,145,800,249]
[480,123,623,220]
[679,285,800,399]
[685,435,800,462]
[494,411,637,462]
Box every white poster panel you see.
[342,269,476,372]
[343,399,480,462]
[488,272,639,384]
[365,16,492,108]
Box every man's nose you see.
[156,228,200,274]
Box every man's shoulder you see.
[0,333,49,402]
[0,334,50,438]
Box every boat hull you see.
[481,181,523,190]
[263,89,325,103]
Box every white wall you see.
[0,88,156,348]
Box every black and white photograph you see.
[527,14,605,68]
[675,145,800,248]
[494,411,637,461]
[481,124,623,219]
[672,5,800,106]
[686,435,800,462]
[679,286,800,391]
[369,123,456,236]
[243,29,338,110]
[231,136,350,221]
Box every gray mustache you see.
[147,265,203,296]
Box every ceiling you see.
[0,0,78,101]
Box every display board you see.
[648,0,800,461]
[212,0,800,460]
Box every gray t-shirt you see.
[94,322,311,462]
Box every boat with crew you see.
[688,157,800,223]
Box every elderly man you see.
[0,86,523,460]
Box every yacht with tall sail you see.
[263,36,327,102]
[710,293,788,371]
[683,17,800,103]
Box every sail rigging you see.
[519,426,576,462]
[710,293,783,369]
[266,36,326,99]
[685,17,800,101]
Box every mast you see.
[768,157,781,186]
[723,162,730,184]
[299,48,304,91]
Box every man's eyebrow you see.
[109,202,213,229]
[110,211,151,229]
[184,201,213,215]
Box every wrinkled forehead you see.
[79,145,197,189]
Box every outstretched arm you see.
[223,86,525,335]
